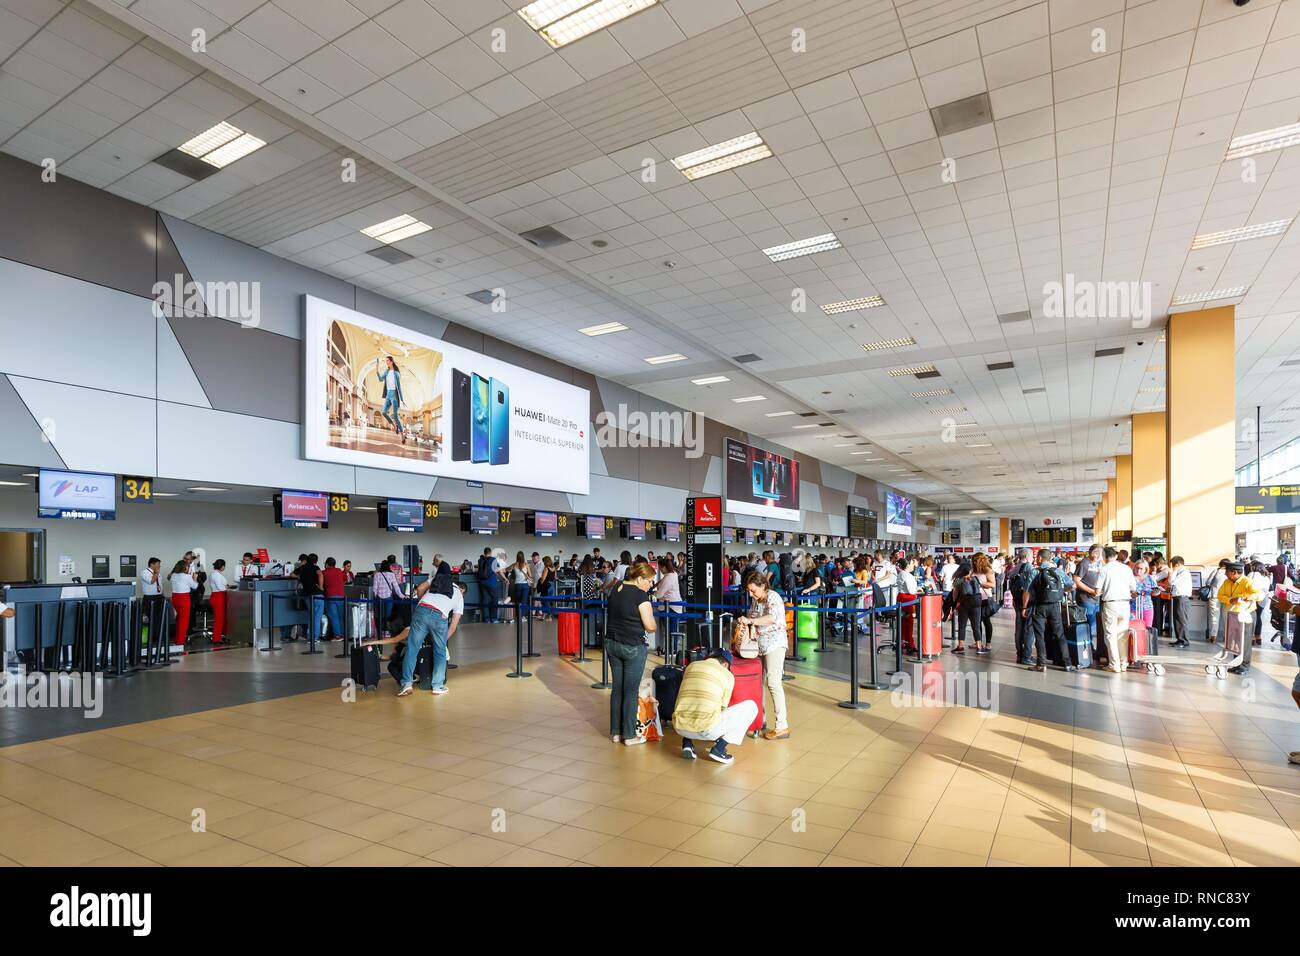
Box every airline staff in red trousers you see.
[209,559,230,644]
[168,559,196,649]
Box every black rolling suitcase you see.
[386,640,433,689]
[651,664,684,723]
[351,644,380,691]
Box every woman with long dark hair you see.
[605,562,657,745]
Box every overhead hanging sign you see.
[1235,485,1300,515]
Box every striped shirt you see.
[672,659,735,735]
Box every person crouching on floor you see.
[362,561,461,696]
[674,649,756,765]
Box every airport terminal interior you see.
[2,0,1300,874]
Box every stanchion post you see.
[861,607,888,691]
[573,595,588,663]
[303,597,323,655]
[261,594,279,653]
[523,597,539,658]
[838,602,868,710]
[507,603,531,678]
[591,603,611,689]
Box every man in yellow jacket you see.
[1217,562,1262,675]
[674,650,756,765]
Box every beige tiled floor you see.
[2,648,1300,867]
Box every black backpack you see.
[1008,564,1034,604]
[1031,567,1064,606]
[477,554,492,579]
[960,574,981,602]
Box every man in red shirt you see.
[322,557,347,641]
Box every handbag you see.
[731,619,760,659]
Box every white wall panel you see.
[155,401,354,490]
[0,257,155,398]
[10,376,156,475]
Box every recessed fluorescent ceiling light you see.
[361,214,432,244]
[186,486,228,492]
[965,443,992,448]
[177,121,266,168]
[927,405,966,416]
[822,295,884,315]
[850,453,880,457]
[671,132,771,180]
[578,321,628,336]
[1190,219,1291,249]
[732,395,766,403]
[911,388,952,398]
[1138,387,1164,394]
[861,336,915,352]
[0,480,27,486]
[517,0,658,48]
[762,233,841,262]
[152,492,178,497]
[888,364,937,377]
[765,410,796,417]
[691,375,729,385]
[644,353,687,365]
[1170,287,1247,305]
[833,443,855,447]
[791,423,818,429]
[1224,122,1300,160]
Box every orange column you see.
[1132,412,1166,540]
[1115,455,1132,536]
[1106,478,1117,542]
[999,517,1009,553]
[1166,307,1236,565]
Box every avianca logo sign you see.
[693,498,722,527]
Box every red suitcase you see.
[728,657,765,736]
[557,611,580,655]
[1127,617,1148,662]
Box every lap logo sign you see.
[302,296,590,494]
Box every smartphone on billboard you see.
[489,377,509,465]
[451,369,470,462]
[471,373,489,463]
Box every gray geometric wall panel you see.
[0,374,66,469]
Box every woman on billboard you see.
[375,355,406,444]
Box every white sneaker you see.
[431,686,448,696]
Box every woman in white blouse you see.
[737,569,789,740]
[168,559,196,648]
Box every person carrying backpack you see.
[1007,550,1036,664]
[1023,549,1076,672]
[476,547,503,624]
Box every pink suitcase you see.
[729,657,765,736]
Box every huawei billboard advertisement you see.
[303,296,590,494]
[723,438,800,523]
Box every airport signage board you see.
[1235,485,1300,515]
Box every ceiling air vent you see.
[1023,386,1046,394]
[367,246,415,265]
[987,361,1014,371]
[152,149,220,181]
[825,408,846,414]
[797,411,818,417]
[1095,347,1125,357]
[1280,358,1300,367]
[518,225,571,248]
[930,92,993,136]
[733,353,762,363]
[466,289,497,304]
[914,369,941,380]
[996,311,1030,324]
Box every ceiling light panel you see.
[1190,220,1291,249]
[644,353,687,365]
[860,336,915,352]
[691,375,730,385]
[762,233,841,262]
[732,395,766,403]
[361,214,433,244]
[518,0,659,48]
[1169,287,1247,306]
[578,321,629,336]
[671,132,772,180]
[1224,122,1300,160]
[888,364,937,377]
[822,295,884,314]
[177,121,241,157]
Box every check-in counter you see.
[1,581,135,671]
[228,577,307,646]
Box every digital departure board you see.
[847,505,877,539]
[1026,526,1077,544]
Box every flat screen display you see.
[722,527,735,543]
[277,489,329,528]
[1027,526,1076,544]
[744,528,756,545]
[723,438,800,522]
[624,518,646,540]
[383,498,424,532]
[529,511,559,537]
[661,521,681,542]
[304,295,590,495]
[38,469,116,521]
[885,492,913,537]
[583,515,605,540]
[464,505,498,534]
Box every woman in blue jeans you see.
[604,562,657,746]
